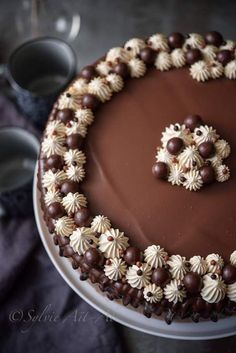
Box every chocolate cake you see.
[38,31,236,324]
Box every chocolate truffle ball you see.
[217,50,233,66]
[183,272,202,294]
[184,114,203,131]
[57,108,74,123]
[82,93,100,110]
[66,134,83,149]
[113,63,130,79]
[222,264,236,284]
[139,47,157,65]
[168,32,185,49]
[152,268,171,287]
[45,154,64,170]
[124,247,142,265]
[47,202,65,219]
[152,162,169,180]
[198,141,216,159]
[199,165,215,184]
[61,180,79,195]
[84,248,102,267]
[186,49,202,65]
[80,65,97,80]
[167,137,184,155]
[74,208,91,227]
[205,31,224,47]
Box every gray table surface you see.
[1,1,236,352]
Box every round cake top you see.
[39,32,236,315]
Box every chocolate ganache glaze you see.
[82,67,236,259]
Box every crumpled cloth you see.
[0,94,124,353]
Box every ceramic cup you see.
[0,127,39,217]
[7,37,76,129]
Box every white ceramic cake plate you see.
[33,165,236,340]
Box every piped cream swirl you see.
[167,255,189,280]
[126,263,152,289]
[55,216,75,237]
[143,284,163,303]
[164,279,186,303]
[70,227,98,255]
[98,228,129,258]
[91,215,111,233]
[201,274,226,303]
[104,258,127,280]
[144,245,168,268]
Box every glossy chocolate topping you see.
[82,67,236,259]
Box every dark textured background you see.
[1,0,236,67]
[1,1,236,352]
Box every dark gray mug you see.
[0,127,39,217]
[7,37,77,129]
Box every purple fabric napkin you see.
[0,95,124,353]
